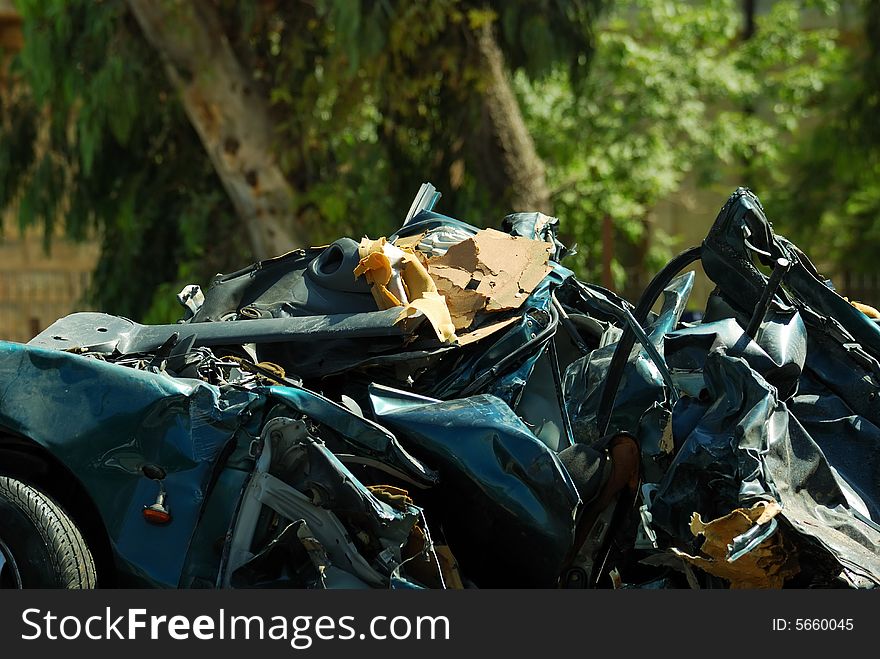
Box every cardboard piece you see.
[427,229,553,330]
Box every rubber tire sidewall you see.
[0,477,96,588]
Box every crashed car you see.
[0,186,877,589]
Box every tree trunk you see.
[474,23,553,215]
[127,0,301,260]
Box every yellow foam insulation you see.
[426,229,553,330]
[391,233,426,251]
[354,237,457,343]
[671,500,800,589]
[851,300,880,319]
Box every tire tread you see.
[0,476,96,588]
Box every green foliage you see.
[517,0,843,292]
[220,0,603,240]
[1,0,246,320]
[3,0,603,321]
[0,82,34,214]
[0,0,869,321]
[772,0,880,274]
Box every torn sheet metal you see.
[222,414,423,589]
[419,265,568,405]
[0,342,264,587]
[788,371,880,522]
[5,183,880,590]
[664,310,807,400]
[652,346,880,585]
[502,211,569,262]
[563,273,692,479]
[267,385,438,488]
[702,188,880,367]
[270,434,419,550]
[30,308,435,385]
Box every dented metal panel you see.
[1,185,879,589]
[0,342,264,586]
[368,385,580,587]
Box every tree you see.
[475,20,552,214]
[1,0,245,321]
[127,0,303,259]
[1,0,601,321]
[773,0,880,276]
[0,0,851,322]
[517,0,842,296]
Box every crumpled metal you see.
[3,185,880,589]
[368,384,580,587]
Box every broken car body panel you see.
[0,186,877,588]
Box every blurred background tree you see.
[773,0,880,281]
[1,0,602,321]
[520,0,843,298]
[0,0,875,327]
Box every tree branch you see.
[127,0,302,259]
[475,22,552,214]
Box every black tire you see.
[0,476,97,588]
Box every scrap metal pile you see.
[8,186,880,588]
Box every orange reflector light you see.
[143,506,172,525]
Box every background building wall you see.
[0,1,99,342]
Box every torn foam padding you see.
[850,300,880,319]
[426,228,553,330]
[671,500,800,589]
[354,237,457,343]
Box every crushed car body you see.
[0,185,877,589]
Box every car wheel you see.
[0,476,97,588]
